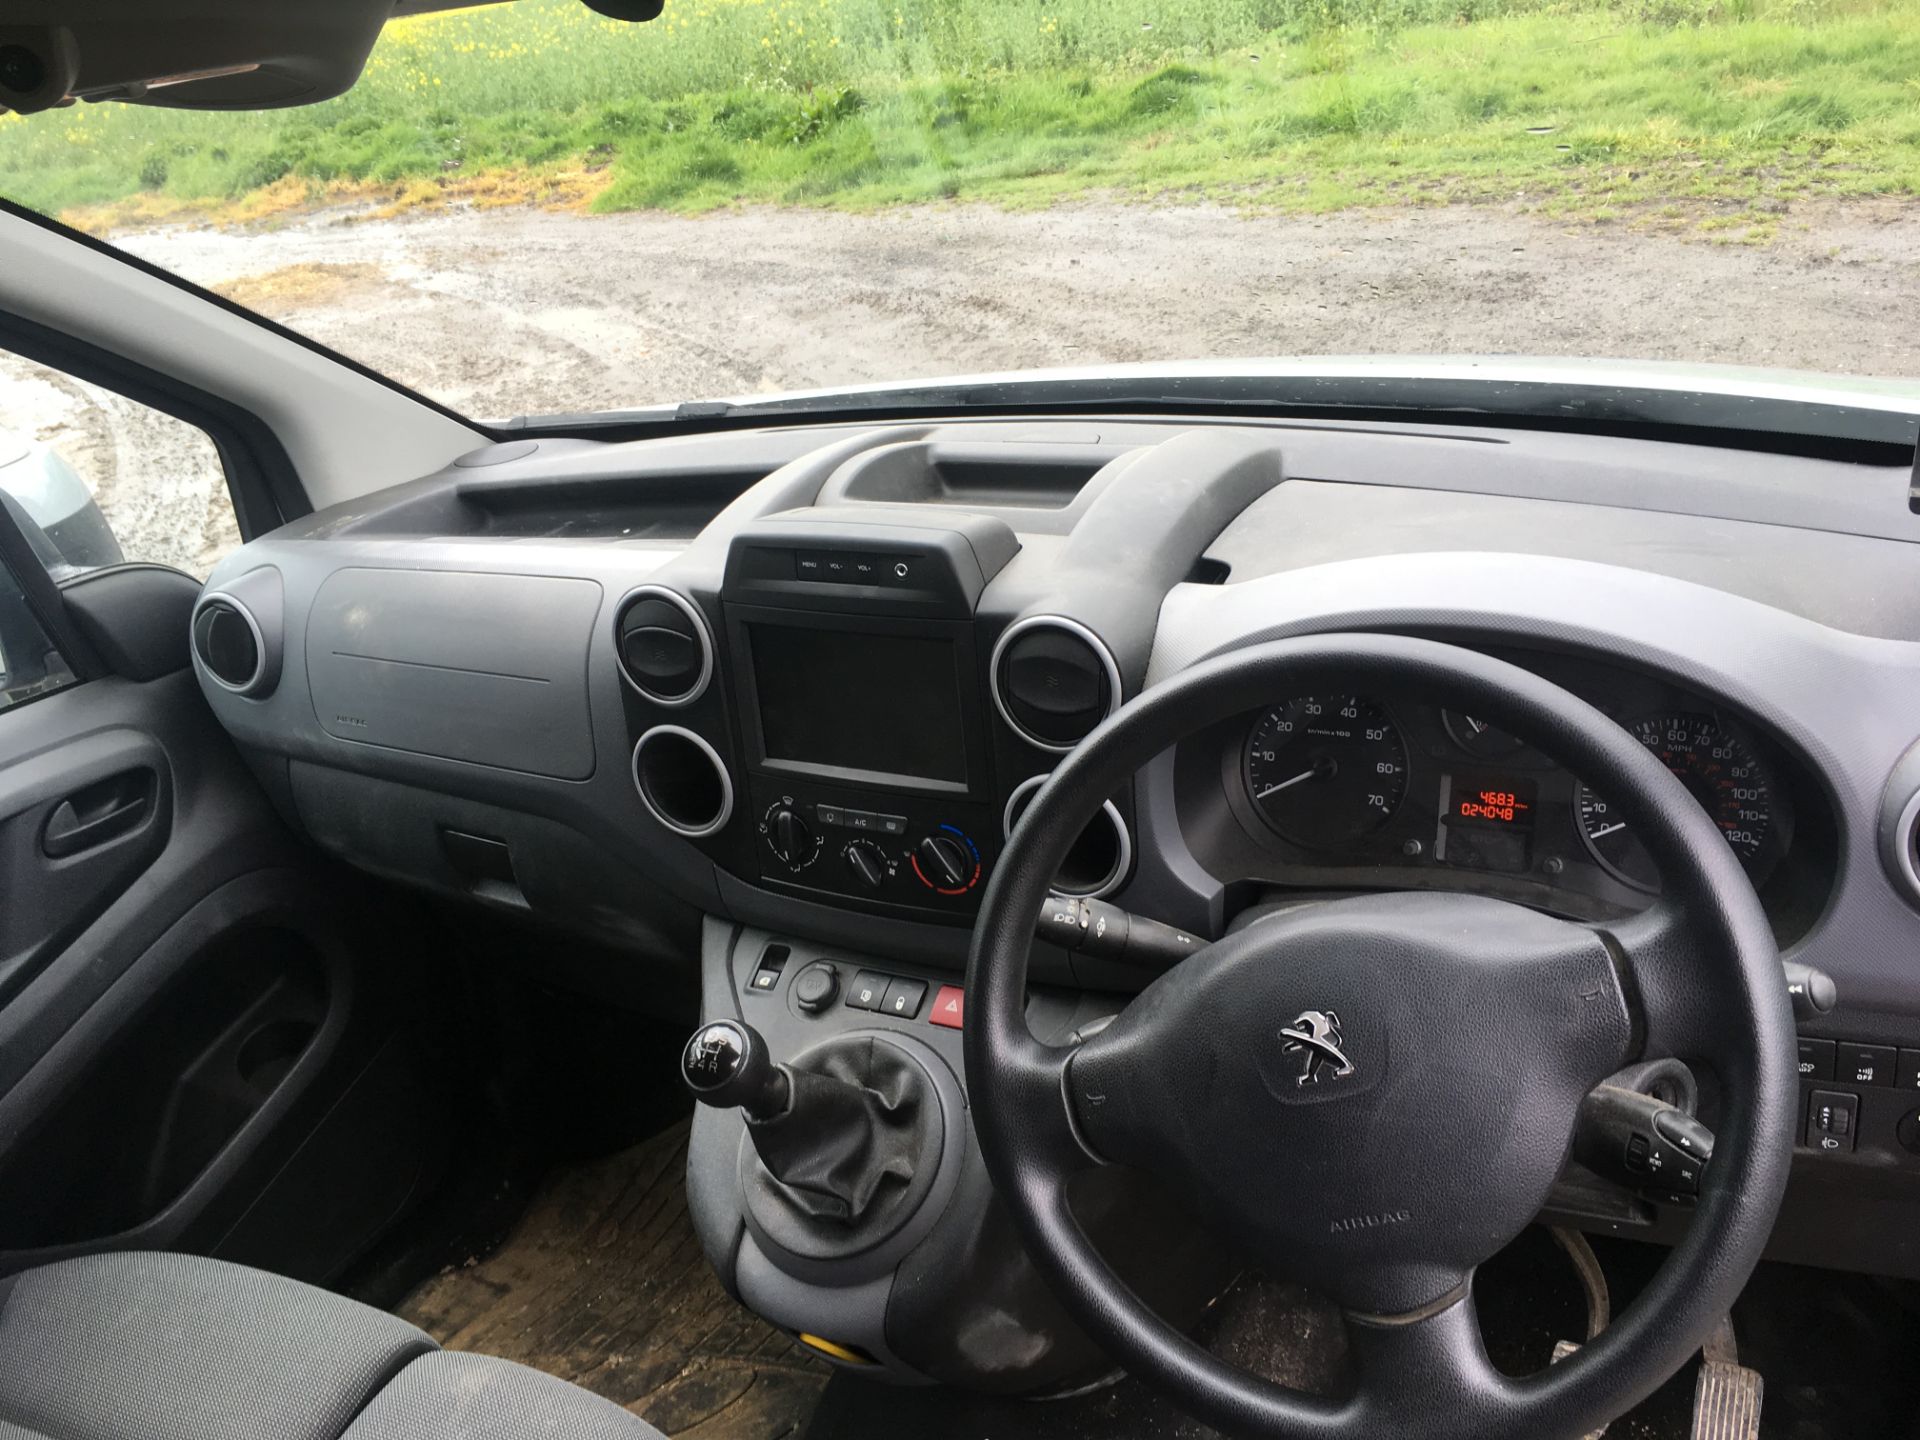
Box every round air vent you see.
[191,595,265,694]
[1004,775,1132,899]
[632,725,733,838]
[1886,785,1920,909]
[615,586,713,706]
[990,616,1121,752]
[190,568,283,700]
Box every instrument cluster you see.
[1186,646,1830,936]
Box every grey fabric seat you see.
[0,1252,665,1440]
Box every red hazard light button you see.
[928,985,965,1030]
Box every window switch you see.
[846,971,888,1011]
[1805,1090,1858,1153]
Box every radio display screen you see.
[750,624,969,787]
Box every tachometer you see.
[1245,696,1409,849]
[1576,713,1775,890]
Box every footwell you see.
[396,1118,827,1439]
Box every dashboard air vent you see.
[192,600,260,690]
[191,567,283,700]
[632,726,733,837]
[189,574,286,699]
[991,616,1120,751]
[616,586,713,705]
[1004,776,1132,899]
[1874,747,1920,913]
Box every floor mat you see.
[397,1120,1920,1440]
[396,1117,827,1438]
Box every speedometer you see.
[1245,696,1409,849]
[1576,713,1775,890]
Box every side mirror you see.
[0,445,123,576]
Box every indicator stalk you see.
[1037,894,1204,967]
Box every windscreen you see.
[1,0,1914,433]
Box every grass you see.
[1,0,1916,231]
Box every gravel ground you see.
[4,197,1917,571]
[0,350,237,577]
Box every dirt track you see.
[3,198,1917,576]
[120,198,1920,422]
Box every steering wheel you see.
[965,633,1796,1440]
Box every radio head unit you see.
[721,507,1019,619]
[720,509,1017,916]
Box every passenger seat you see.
[0,1251,665,1440]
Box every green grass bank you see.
[1,0,1915,230]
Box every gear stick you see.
[682,1019,939,1229]
[682,1019,789,1119]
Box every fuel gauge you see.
[1442,710,1528,761]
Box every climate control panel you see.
[746,777,998,918]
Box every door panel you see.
[0,667,298,1086]
[0,574,448,1282]
[0,725,170,1006]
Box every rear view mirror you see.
[2,0,398,113]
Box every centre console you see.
[623,503,1114,925]
[721,511,1016,916]
[608,429,1285,949]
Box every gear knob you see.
[681,1019,789,1120]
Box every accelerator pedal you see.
[1690,1316,1763,1440]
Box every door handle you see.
[43,771,154,859]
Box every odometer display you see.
[1577,713,1774,890]
[1452,775,1539,830]
[1245,696,1409,849]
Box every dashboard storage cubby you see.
[825,439,1124,519]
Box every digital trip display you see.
[1450,776,1539,829]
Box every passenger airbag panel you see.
[306,568,601,779]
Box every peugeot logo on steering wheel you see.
[1280,1009,1355,1087]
